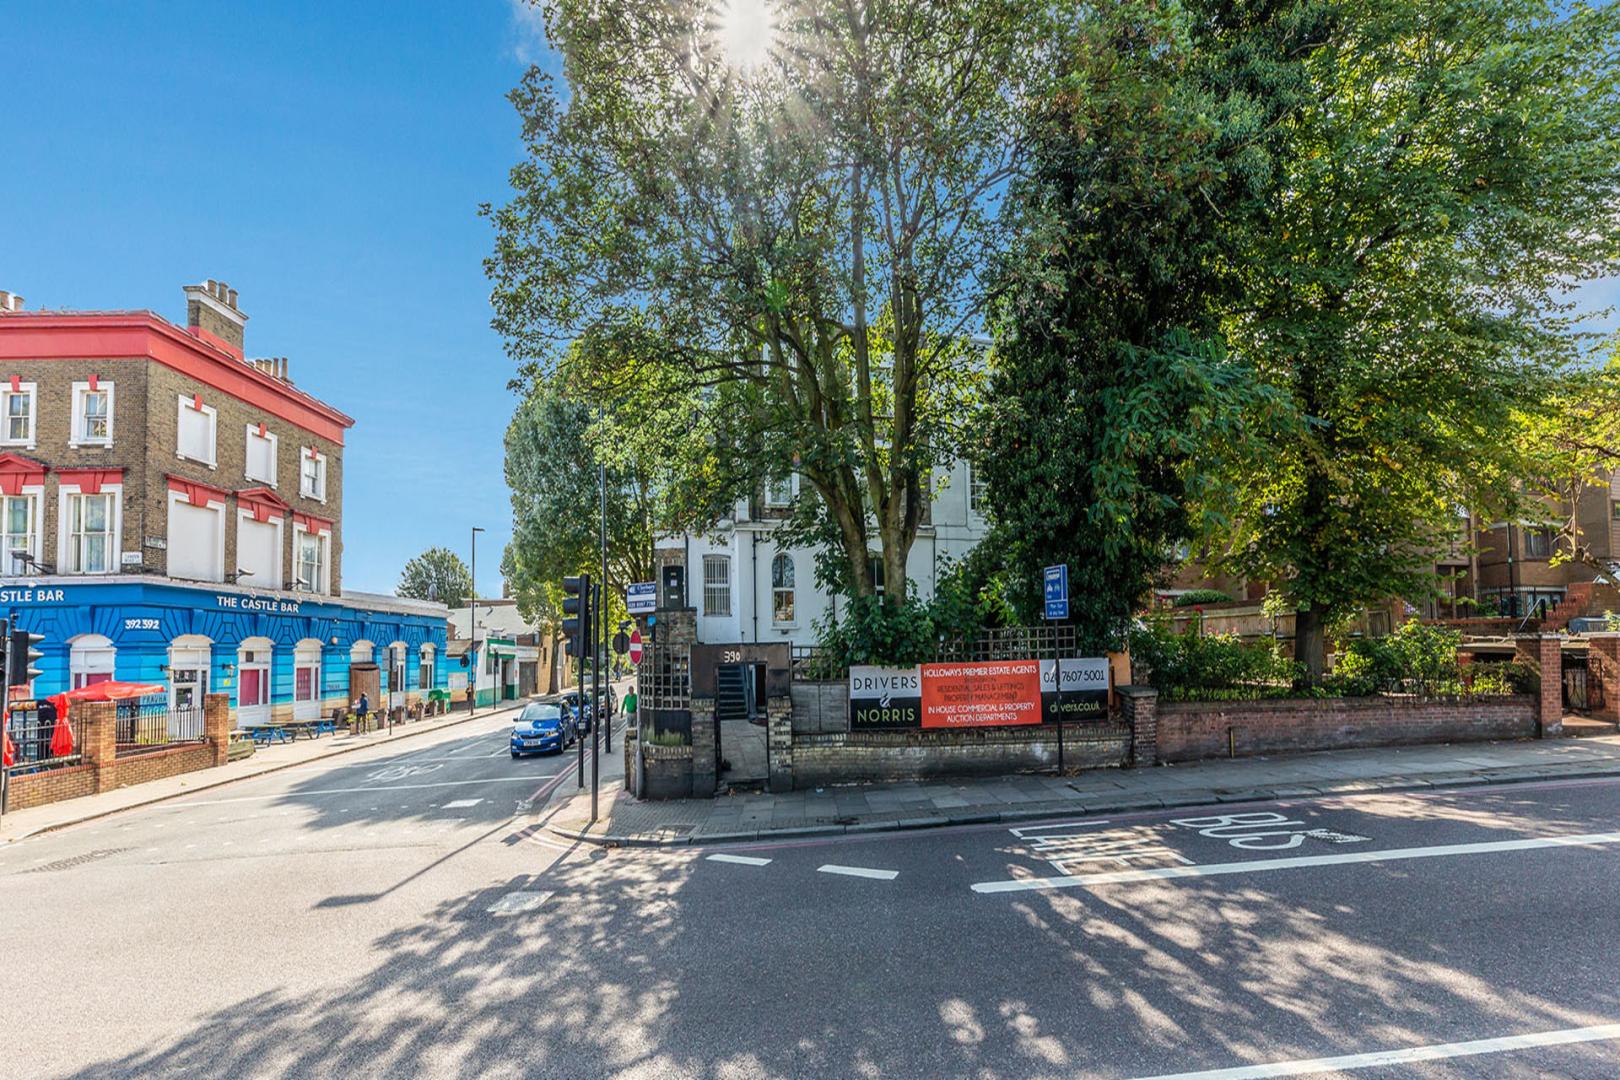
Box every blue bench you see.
[247,726,291,745]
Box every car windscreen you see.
[517,705,562,723]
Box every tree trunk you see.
[1294,607,1326,688]
[546,630,562,695]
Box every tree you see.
[1515,354,1620,585]
[981,0,1309,649]
[485,0,1045,605]
[1211,0,1620,681]
[397,547,474,609]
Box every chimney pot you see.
[226,288,238,309]
[0,291,20,313]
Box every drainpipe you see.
[751,530,758,644]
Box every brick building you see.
[0,283,447,726]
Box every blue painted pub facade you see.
[8,576,449,725]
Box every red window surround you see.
[57,468,123,495]
[236,486,290,524]
[294,512,333,535]
[0,452,48,496]
[166,475,229,508]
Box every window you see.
[71,381,113,446]
[0,383,35,446]
[245,425,278,485]
[1611,500,1620,520]
[167,491,225,582]
[176,396,217,465]
[771,553,795,625]
[236,513,282,589]
[968,463,986,516]
[65,492,116,574]
[702,554,731,616]
[1,494,38,575]
[765,475,793,508]
[69,634,116,690]
[300,448,327,501]
[419,644,436,690]
[295,527,328,594]
[1524,527,1554,558]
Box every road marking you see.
[818,864,898,881]
[172,776,548,805]
[707,853,772,866]
[487,890,554,915]
[443,799,483,809]
[1128,1022,1620,1079]
[972,830,1620,893]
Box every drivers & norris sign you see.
[849,658,1112,730]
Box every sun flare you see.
[718,0,775,71]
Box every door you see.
[238,665,271,726]
[389,646,409,709]
[294,664,320,720]
[349,663,381,711]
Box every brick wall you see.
[1154,695,1536,764]
[110,743,218,788]
[6,763,96,810]
[792,723,1131,788]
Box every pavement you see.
[0,698,534,841]
[3,705,1619,1078]
[551,731,1620,847]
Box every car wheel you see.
[510,751,521,759]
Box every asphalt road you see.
[2,726,1617,1080]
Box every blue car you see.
[510,702,571,758]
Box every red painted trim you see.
[191,393,203,411]
[0,452,49,495]
[87,373,99,392]
[236,485,290,517]
[257,421,267,438]
[188,324,243,360]
[57,467,124,495]
[294,512,333,535]
[0,315,354,444]
[7,376,17,393]
[166,475,228,508]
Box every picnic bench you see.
[245,725,291,746]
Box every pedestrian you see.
[623,687,637,733]
[355,691,370,732]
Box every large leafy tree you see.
[397,547,474,609]
[1214,0,1620,680]
[485,0,1044,604]
[982,0,1312,650]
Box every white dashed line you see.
[443,799,483,809]
[818,864,898,881]
[707,853,772,867]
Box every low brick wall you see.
[792,722,1130,789]
[1155,694,1536,763]
[7,763,96,810]
[110,744,219,790]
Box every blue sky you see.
[0,1,554,597]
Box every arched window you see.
[168,635,211,711]
[419,643,436,690]
[69,633,116,689]
[771,553,795,625]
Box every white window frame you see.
[70,381,114,448]
[764,474,795,508]
[0,383,37,448]
[56,482,123,576]
[69,634,117,690]
[771,552,796,626]
[165,489,227,583]
[293,523,330,595]
[702,554,732,617]
[244,424,278,485]
[300,448,327,503]
[235,510,284,589]
[176,395,218,467]
[968,462,986,517]
[0,486,43,577]
[419,643,436,690]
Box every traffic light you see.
[8,627,43,688]
[562,574,591,660]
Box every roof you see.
[446,638,476,658]
[0,310,355,444]
[449,602,546,641]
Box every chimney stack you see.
[183,279,248,357]
[0,291,23,313]
[249,356,293,384]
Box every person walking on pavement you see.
[623,686,637,734]
[355,691,370,732]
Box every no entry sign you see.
[628,628,643,666]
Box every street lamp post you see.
[470,526,484,716]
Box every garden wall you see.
[792,723,1130,789]
[1154,694,1536,763]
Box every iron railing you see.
[3,707,84,773]
[116,698,205,753]
[793,625,1083,682]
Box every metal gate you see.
[1564,653,1605,713]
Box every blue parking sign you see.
[1043,564,1069,620]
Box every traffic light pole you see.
[600,459,612,756]
[564,573,591,792]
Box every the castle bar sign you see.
[0,588,66,604]
[216,594,302,614]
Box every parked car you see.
[560,691,594,733]
[510,701,572,758]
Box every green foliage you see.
[1333,620,1535,697]
[1127,617,1303,702]
[1173,590,1233,608]
[396,547,473,609]
[982,0,1305,653]
[1210,0,1620,679]
[484,0,1049,602]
